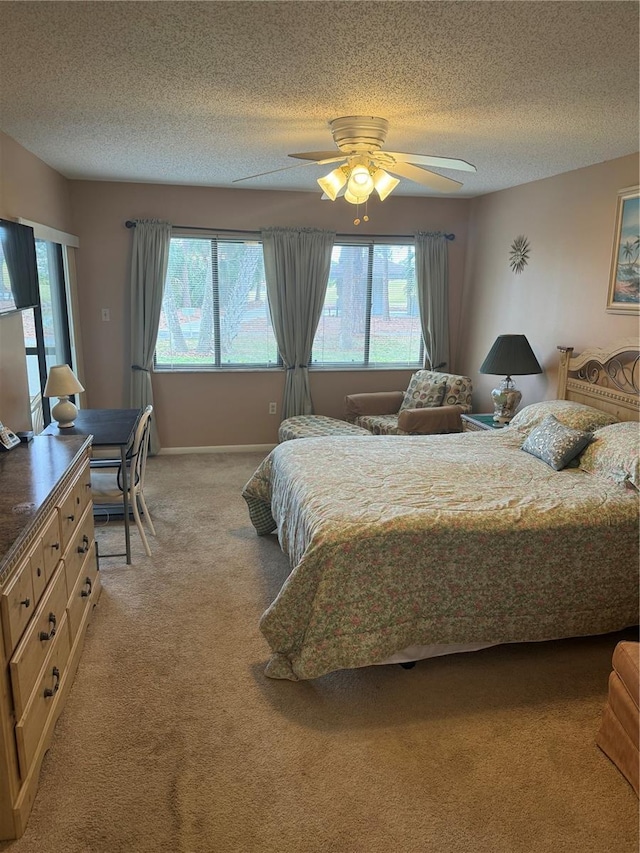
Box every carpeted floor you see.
[1,452,637,853]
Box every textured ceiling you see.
[0,1,638,198]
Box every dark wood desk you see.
[42,408,142,564]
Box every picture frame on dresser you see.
[606,185,639,314]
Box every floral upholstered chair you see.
[345,370,473,435]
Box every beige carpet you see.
[1,452,638,853]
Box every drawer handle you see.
[39,612,57,641]
[77,535,90,555]
[52,542,60,551]
[66,513,75,522]
[43,667,60,699]
[81,577,93,598]
[20,597,30,608]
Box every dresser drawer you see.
[9,566,68,718]
[76,462,93,517]
[58,485,81,552]
[15,614,71,780]
[57,462,91,551]
[41,512,62,579]
[62,503,95,597]
[1,557,35,657]
[67,550,100,644]
[29,540,47,602]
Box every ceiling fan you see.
[233,116,476,206]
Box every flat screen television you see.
[0,219,39,316]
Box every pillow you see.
[510,400,618,433]
[443,375,473,411]
[399,371,447,411]
[521,414,592,470]
[578,421,640,490]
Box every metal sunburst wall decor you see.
[509,235,530,274]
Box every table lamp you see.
[44,364,85,428]
[479,335,542,423]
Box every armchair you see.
[345,370,473,435]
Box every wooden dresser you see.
[0,435,100,840]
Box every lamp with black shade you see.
[479,335,542,423]
[43,364,84,428]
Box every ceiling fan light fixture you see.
[372,168,400,201]
[239,116,475,203]
[317,166,348,201]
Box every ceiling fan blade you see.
[288,151,344,161]
[233,155,346,183]
[385,152,476,173]
[386,162,463,193]
[321,186,347,200]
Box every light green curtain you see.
[415,231,450,371]
[129,219,172,454]
[262,227,335,419]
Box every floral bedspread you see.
[242,430,639,680]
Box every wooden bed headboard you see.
[557,338,640,422]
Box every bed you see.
[242,340,640,680]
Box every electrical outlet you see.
[268,402,277,415]
[101,308,110,322]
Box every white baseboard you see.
[157,444,276,455]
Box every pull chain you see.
[353,199,370,226]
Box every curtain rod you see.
[125,221,244,234]
[124,221,455,240]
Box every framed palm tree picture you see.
[607,185,640,313]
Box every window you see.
[23,237,75,426]
[156,234,422,370]
[156,236,279,369]
[312,242,422,367]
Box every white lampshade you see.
[44,364,84,428]
[347,164,374,195]
[373,169,400,201]
[44,364,84,397]
[317,167,348,201]
[344,188,371,205]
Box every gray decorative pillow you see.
[399,372,447,412]
[521,414,592,471]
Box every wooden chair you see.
[90,405,156,556]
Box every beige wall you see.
[67,180,470,448]
[0,131,73,229]
[0,131,75,429]
[458,154,640,412]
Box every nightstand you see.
[461,413,509,432]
